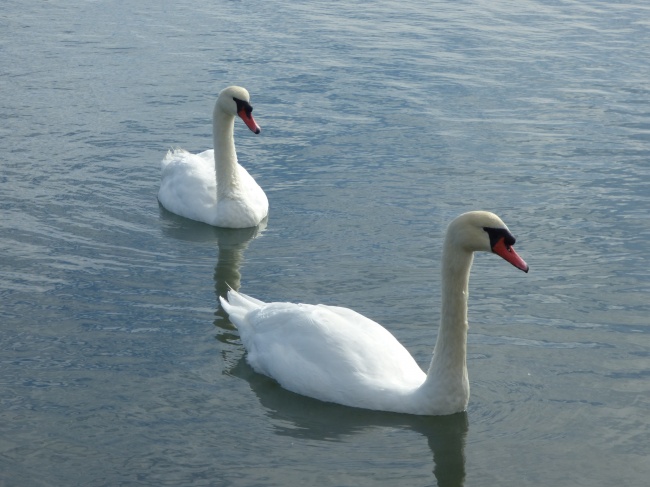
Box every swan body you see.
[220,211,529,415]
[158,86,268,228]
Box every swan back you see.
[220,291,427,412]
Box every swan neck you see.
[426,241,473,386]
[213,109,239,196]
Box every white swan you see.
[158,86,268,228]
[220,211,529,416]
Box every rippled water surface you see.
[2,1,649,485]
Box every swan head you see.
[216,86,261,134]
[447,211,529,272]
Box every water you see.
[1,0,649,485]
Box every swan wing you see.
[158,149,217,223]
[221,291,426,409]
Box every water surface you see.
[1,1,649,485]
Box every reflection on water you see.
[212,224,266,300]
[230,356,468,487]
[159,203,267,326]
[212,222,266,330]
[159,204,267,246]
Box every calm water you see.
[2,0,649,485]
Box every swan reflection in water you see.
[209,223,266,296]
[211,223,266,325]
[229,356,468,487]
[158,205,266,328]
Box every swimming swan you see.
[158,86,268,228]
[220,211,529,415]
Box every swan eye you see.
[483,227,516,250]
[233,97,253,116]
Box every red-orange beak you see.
[238,109,261,134]
[492,237,529,273]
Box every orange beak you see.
[238,109,261,134]
[492,237,529,273]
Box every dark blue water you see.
[2,1,649,485]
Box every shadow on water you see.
[229,352,468,487]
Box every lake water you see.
[2,0,649,485]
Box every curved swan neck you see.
[213,108,239,196]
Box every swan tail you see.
[160,147,189,171]
[219,290,266,327]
